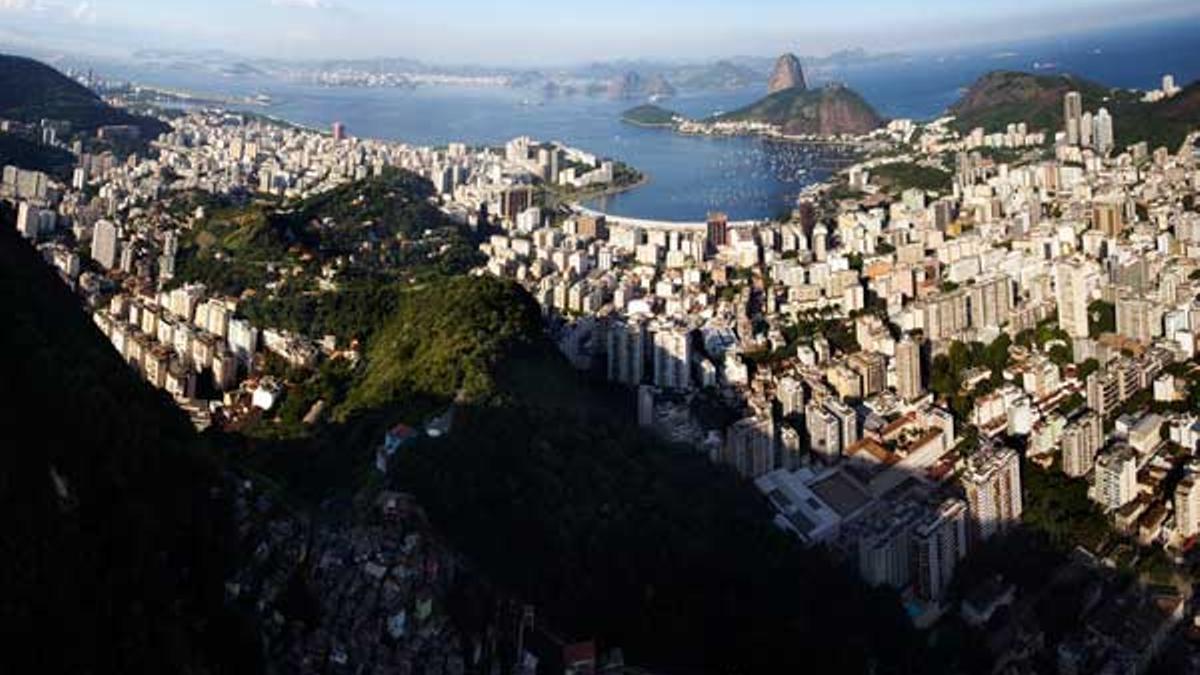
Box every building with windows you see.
[1062,411,1104,478]
[962,446,1022,541]
[895,337,924,402]
[912,498,969,602]
[652,325,692,390]
[1091,446,1138,511]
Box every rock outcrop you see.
[767,53,806,94]
[644,74,677,99]
[717,84,882,136]
[606,71,642,99]
[605,71,676,100]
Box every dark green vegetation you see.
[241,276,402,344]
[8,162,931,671]
[948,455,1115,669]
[950,70,1200,152]
[1014,320,1073,367]
[950,71,1111,136]
[1089,300,1117,337]
[0,132,76,178]
[931,334,1014,422]
[620,103,681,127]
[396,396,923,674]
[340,276,543,415]
[0,54,168,141]
[779,308,859,356]
[234,274,542,498]
[872,162,953,194]
[175,167,481,296]
[1022,457,1112,552]
[716,84,884,136]
[0,223,258,673]
[200,173,929,673]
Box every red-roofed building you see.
[562,641,596,675]
[377,423,421,472]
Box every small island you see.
[620,104,683,128]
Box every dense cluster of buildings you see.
[4,106,630,425]
[4,103,646,673]
[6,66,1200,671]
[473,78,1200,658]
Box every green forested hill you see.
[394,393,925,674]
[716,85,884,135]
[107,166,932,673]
[0,221,258,673]
[0,53,169,139]
[0,132,77,178]
[950,70,1200,151]
[621,104,681,127]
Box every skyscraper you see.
[1063,91,1083,146]
[1061,411,1103,478]
[706,211,729,254]
[1163,74,1178,96]
[652,326,692,391]
[1091,446,1138,511]
[91,219,120,270]
[912,498,969,602]
[332,121,346,141]
[1093,107,1114,155]
[607,318,646,387]
[1054,259,1094,339]
[895,337,924,402]
[722,416,776,479]
[1116,294,1158,345]
[16,201,36,240]
[806,400,842,464]
[777,376,806,417]
[1080,110,1094,148]
[962,446,1023,541]
[1175,469,1200,538]
[1092,201,1125,237]
[848,351,887,397]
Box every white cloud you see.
[269,0,335,9]
[71,0,95,21]
[0,0,94,19]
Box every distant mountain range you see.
[88,47,905,99]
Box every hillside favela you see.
[5,2,1200,674]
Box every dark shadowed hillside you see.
[0,54,169,140]
[0,220,259,673]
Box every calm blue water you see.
[99,16,1200,221]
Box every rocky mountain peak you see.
[768,53,806,94]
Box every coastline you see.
[619,117,679,130]
[675,123,870,149]
[621,109,871,150]
[554,171,651,212]
[142,84,847,222]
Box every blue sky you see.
[2,0,1199,64]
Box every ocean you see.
[96,15,1200,222]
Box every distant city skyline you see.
[1,0,1200,66]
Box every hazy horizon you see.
[2,0,1200,68]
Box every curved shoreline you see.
[579,171,651,203]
